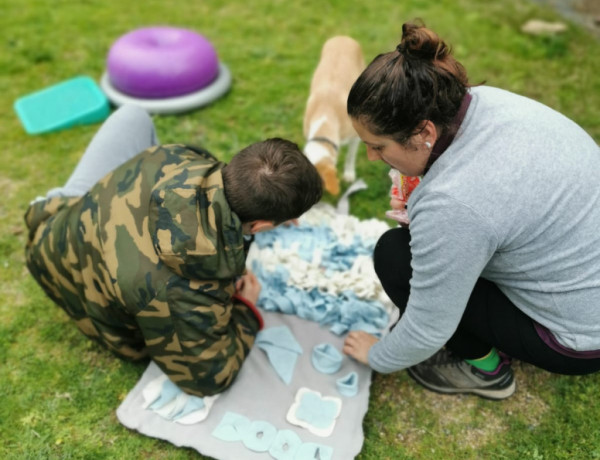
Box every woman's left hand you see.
[343,330,379,365]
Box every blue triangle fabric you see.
[256,326,303,384]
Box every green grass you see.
[2,0,600,458]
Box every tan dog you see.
[303,36,365,195]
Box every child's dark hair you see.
[222,138,323,224]
[348,21,470,144]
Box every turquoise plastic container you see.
[14,76,110,135]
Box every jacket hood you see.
[148,153,245,280]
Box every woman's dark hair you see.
[347,21,470,144]
[222,138,323,224]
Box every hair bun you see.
[398,22,449,61]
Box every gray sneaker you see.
[406,349,516,400]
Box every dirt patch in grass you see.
[530,0,600,36]
[0,174,19,197]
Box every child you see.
[25,105,323,396]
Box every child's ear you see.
[248,220,276,234]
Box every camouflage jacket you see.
[25,144,262,396]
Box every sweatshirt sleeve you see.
[368,193,499,373]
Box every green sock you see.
[465,348,500,372]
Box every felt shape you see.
[242,420,278,452]
[269,295,295,314]
[268,429,302,460]
[336,372,359,397]
[258,345,298,384]
[286,388,342,437]
[174,395,204,416]
[174,394,219,425]
[256,326,303,353]
[211,411,336,459]
[299,291,334,323]
[311,343,343,374]
[211,412,251,442]
[349,320,384,338]
[296,442,334,460]
[141,374,169,409]
[255,326,303,384]
[329,322,349,335]
[148,378,181,410]
[153,392,190,419]
[141,372,216,424]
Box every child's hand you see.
[390,197,406,210]
[235,270,261,304]
[343,331,379,366]
[386,197,410,226]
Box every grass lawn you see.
[2,0,600,459]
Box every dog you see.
[303,36,365,195]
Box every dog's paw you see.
[316,160,340,195]
[324,177,340,196]
[342,170,356,183]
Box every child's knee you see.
[116,104,152,123]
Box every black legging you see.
[374,227,600,375]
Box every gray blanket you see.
[117,309,376,460]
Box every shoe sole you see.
[406,368,516,401]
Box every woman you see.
[342,22,600,400]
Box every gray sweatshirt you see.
[368,86,600,373]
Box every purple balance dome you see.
[107,27,219,99]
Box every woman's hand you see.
[235,270,261,304]
[343,330,379,366]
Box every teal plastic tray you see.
[14,76,110,135]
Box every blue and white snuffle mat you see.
[248,203,393,335]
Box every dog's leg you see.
[343,137,360,183]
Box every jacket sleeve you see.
[135,277,262,397]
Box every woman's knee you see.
[374,227,412,278]
[373,227,412,308]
